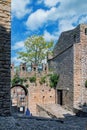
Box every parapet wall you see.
[0,0,11,115]
[11,64,56,116]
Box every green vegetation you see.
[39,76,47,85]
[49,73,59,89]
[29,76,36,83]
[11,74,28,88]
[18,35,54,66]
[25,84,29,88]
[85,80,87,88]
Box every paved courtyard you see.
[0,115,86,130]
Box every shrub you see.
[85,80,87,88]
[39,76,46,85]
[25,84,29,88]
[29,76,36,83]
[49,73,59,89]
[11,74,27,86]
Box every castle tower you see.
[48,24,87,110]
[20,63,27,77]
[0,0,11,115]
[31,63,38,72]
[43,63,48,73]
[20,63,27,72]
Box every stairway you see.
[37,104,75,118]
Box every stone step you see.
[39,104,75,118]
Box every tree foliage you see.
[18,35,54,65]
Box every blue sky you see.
[11,0,87,65]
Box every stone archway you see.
[11,84,28,114]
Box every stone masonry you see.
[0,0,11,115]
[48,24,87,111]
[0,1,86,129]
[11,63,56,115]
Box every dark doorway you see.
[57,90,63,105]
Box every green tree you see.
[17,35,54,65]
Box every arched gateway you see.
[11,85,28,114]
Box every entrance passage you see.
[57,90,63,105]
[11,85,28,114]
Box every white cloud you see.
[25,0,87,31]
[44,0,59,7]
[78,15,87,24]
[26,7,57,30]
[12,41,24,50]
[26,9,48,30]
[56,0,87,17]
[11,56,23,66]
[43,30,58,41]
[11,41,25,65]
[12,0,32,19]
[58,19,75,34]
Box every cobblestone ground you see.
[0,116,87,130]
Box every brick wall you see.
[0,0,11,115]
[81,25,87,104]
[73,24,87,108]
[28,82,55,115]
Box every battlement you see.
[11,63,48,79]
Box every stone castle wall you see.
[52,46,74,109]
[48,24,87,110]
[0,0,11,115]
[28,82,55,115]
[81,25,87,104]
[11,64,56,115]
[73,24,87,108]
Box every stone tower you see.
[0,0,11,115]
[19,63,27,77]
[48,24,87,110]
